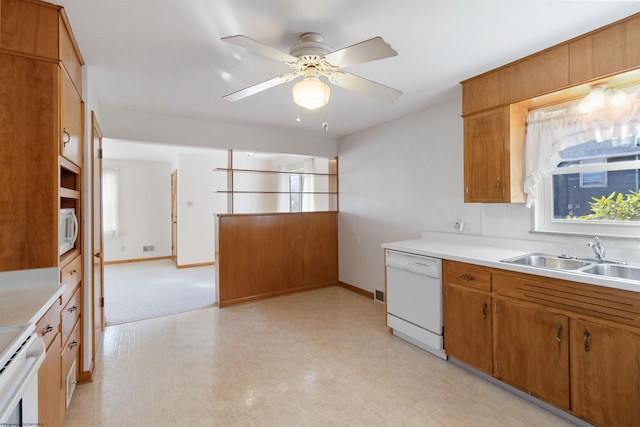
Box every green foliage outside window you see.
[571,190,640,221]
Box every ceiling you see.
[55,1,640,139]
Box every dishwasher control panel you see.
[385,250,441,278]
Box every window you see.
[535,138,640,236]
[102,167,119,238]
[289,174,303,212]
[526,83,640,237]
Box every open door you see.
[171,170,177,265]
[91,111,105,354]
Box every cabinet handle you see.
[42,325,53,336]
[62,128,71,146]
[68,340,78,349]
[555,324,562,343]
[458,274,475,281]
[583,329,591,352]
[496,177,502,192]
[482,302,488,320]
[69,269,78,275]
[68,306,78,313]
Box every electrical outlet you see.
[120,246,125,252]
[143,245,155,252]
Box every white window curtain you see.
[524,91,640,207]
[102,167,119,238]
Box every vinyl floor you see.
[64,286,576,426]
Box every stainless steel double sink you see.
[500,253,640,281]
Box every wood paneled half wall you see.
[216,211,338,307]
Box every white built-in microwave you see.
[59,208,78,255]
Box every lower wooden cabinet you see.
[493,300,570,410]
[570,319,640,427]
[443,261,640,426]
[38,330,62,427]
[443,284,493,373]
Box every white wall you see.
[102,158,173,262]
[100,106,338,159]
[337,93,640,294]
[176,151,228,266]
[338,96,480,293]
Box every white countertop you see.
[0,267,65,327]
[382,231,640,293]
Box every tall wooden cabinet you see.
[0,0,86,425]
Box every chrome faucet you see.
[587,236,606,260]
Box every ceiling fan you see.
[221,32,403,110]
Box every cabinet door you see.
[60,71,83,166]
[464,108,506,202]
[493,300,570,410]
[443,284,492,373]
[569,15,640,85]
[38,333,62,427]
[570,320,640,427]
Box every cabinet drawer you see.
[61,287,81,346]
[444,260,492,292]
[494,272,640,329]
[60,255,82,303]
[60,320,80,383]
[36,298,61,351]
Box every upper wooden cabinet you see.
[569,14,640,85]
[58,14,83,94]
[461,66,515,115]
[0,0,59,59]
[461,13,640,204]
[464,105,527,203]
[511,45,569,102]
[0,0,85,271]
[0,54,58,270]
[462,45,569,116]
[462,13,640,116]
[61,70,83,166]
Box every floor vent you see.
[375,290,385,303]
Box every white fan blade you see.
[222,73,299,102]
[221,35,298,63]
[324,37,397,68]
[330,71,402,103]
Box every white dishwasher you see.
[385,249,446,359]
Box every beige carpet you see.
[104,259,216,325]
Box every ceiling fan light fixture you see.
[293,77,330,110]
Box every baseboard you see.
[177,261,214,269]
[219,282,335,307]
[77,361,94,384]
[338,281,374,299]
[104,256,171,265]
